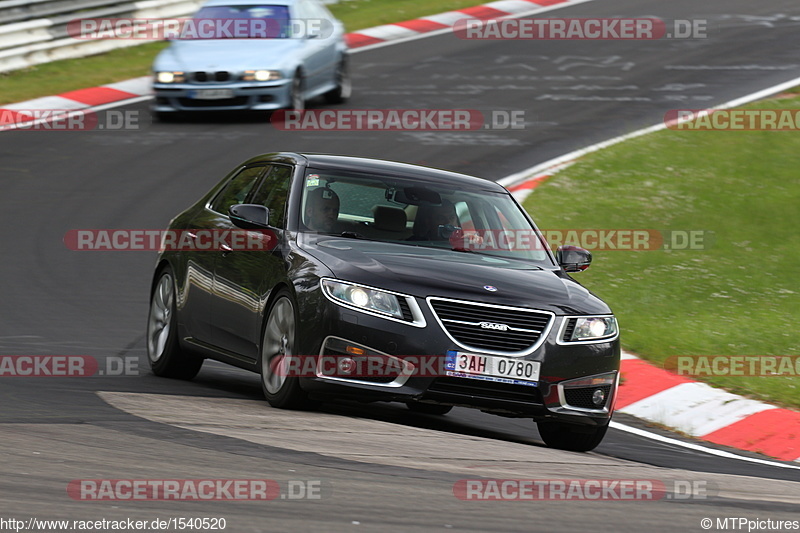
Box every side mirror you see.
[229,204,270,230]
[556,245,592,272]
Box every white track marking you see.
[610,422,800,471]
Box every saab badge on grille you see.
[480,321,509,331]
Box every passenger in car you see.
[305,187,340,233]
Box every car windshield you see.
[190,5,291,39]
[300,171,552,263]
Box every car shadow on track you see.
[180,361,551,449]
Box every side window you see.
[210,166,265,214]
[251,165,293,228]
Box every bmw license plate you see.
[190,89,234,100]
[445,350,540,386]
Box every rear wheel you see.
[260,290,310,409]
[537,420,609,452]
[147,268,203,379]
[406,401,453,415]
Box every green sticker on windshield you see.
[307,174,320,187]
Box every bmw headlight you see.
[321,279,404,319]
[566,316,617,342]
[155,71,185,83]
[242,69,282,82]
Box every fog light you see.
[592,388,606,406]
[338,358,356,374]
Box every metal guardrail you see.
[0,0,338,73]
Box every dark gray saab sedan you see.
[147,152,620,451]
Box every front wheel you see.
[324,57,351,104]
[537,420,609,452]
[260,291,310,409]
[147,268,203,379]
[289,72,305,111]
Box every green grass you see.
[0,0,488,106]
[524,96,800,410]
[0,42,169,105]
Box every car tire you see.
[324,57,351,104]
[260,290,310,409]
[536,420,609,452]
[147,267,204,380]
[406,401,453,415]
[289,71,305,112]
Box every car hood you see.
[303,237,611,316]
[155,39,302,72]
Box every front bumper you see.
[297,297,620,426]
[152,79,291,111]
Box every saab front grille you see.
[430,299,551,353]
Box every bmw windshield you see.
[187,5,292,39]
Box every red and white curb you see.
[616,352,800,463]
[345,0,588,49]
[1,76,152,130]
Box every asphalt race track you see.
[1,0,799,530]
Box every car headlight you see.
[568,316,617,341]
[155,71,185,83]
[321,279,404,319]
[242,70,282,82]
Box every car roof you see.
[294,153,507,191]
[201,0,295,7]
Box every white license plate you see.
[445,351,540,386]
[191,89,234,100]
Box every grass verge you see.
[523,95,800,410]
[0,0,489,106]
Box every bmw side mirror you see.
[556,245,592,272]
[229,204,271,230]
